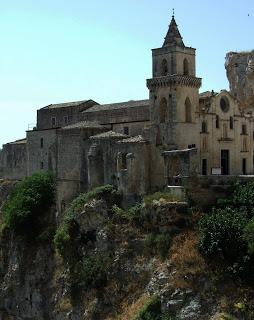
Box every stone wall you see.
[0,140,27,180]
[56,126,108,213]
[82,103,150,125]
[27,129,57,176]
[37,100,97,130]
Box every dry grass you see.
[105,293,150,320]
[170,231,207,288]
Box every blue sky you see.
[0,0,254,146]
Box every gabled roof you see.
[83,99,150,113]
[117,135,148,144]
[163,15,184,47]
[90,131,128,140]
[7,138,27,145]
[42,99,97,110]
[61,121,106,130]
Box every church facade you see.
[1,15,253,209]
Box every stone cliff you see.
[225,50,254,108]
[1,181,254,319]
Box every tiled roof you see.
[117,135,148,144]
[199,91,218,99]
[90,131,128,140]
[42,99,96,109]
[61,121,105,130]
[8,139,27,145]
[83,99,150,113]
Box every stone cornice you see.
[147,74,202,90]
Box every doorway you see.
[221,150,230,175]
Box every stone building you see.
[1,15,254,208]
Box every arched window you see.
[183,58,189,75]
[159,98,167,123]
[161,59,168,76]
[185,97,192,123]
[201,121,207,133]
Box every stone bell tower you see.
[147,14,202,149]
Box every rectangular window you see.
[64,116,69,126]
[40,138,44,148]
[40,161,44,170]
[242,124,247,135]
[216,115,219,129]
[202,159,207,175]
[242,158,247,175]
[123,127,129,135]
[51,117,56,127]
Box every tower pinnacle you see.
[163,15,184,47]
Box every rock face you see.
[225,51,254,107]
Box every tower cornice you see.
[147,74,202,90]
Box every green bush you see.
[134,296,172,320]
[144,232,171,260]
[3,172,55,238]
[134,295,161,320]
[54,185,120,263]
[112,203,148,225]
[70,256,107,295]
[199,208,248,260]
[244,218,254,255]
[217,182,254,218]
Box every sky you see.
[0,0,254,147]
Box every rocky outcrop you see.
[1,186,254,319]
[225,51,254,108]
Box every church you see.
[0,15,253,209]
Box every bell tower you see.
[147,14,202,149]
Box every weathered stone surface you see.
[225,51,254,107]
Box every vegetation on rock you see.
[199,181,254,279]
[2,172,55,239]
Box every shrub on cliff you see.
[199,208,248,260]
[54,185,121,262]
[3,172,55,238]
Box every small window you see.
[121,153,127,169]
[202,159,207,175]
[242,124,247,135]
[253,131,254,140]
[52,117,56,127]
[64,116,69,126]
[185,97,192,123]
[40,138,44,148]
[216,115,220,128]
[161,59,168,76]
[183,58,189,75]
[230,117,234,130]
[201,121,207,133]
[123,127,129,135]
[159,98,167,123]
[242,158,247,175]
[40,161,44,170]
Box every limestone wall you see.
[26,129,57,176]
[0,141,27,180]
